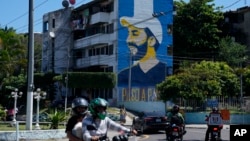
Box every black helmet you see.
[212,107,218,112]
[72,97,89,116]
[172,105,180,113]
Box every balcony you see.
[75,55,114,68]
[74,34,112,49]
[90,12,110,25]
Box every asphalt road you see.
[134,128,230,141]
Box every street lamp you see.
[11,88,23,124]
[33,88,46,130]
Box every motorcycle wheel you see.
[210,133,216,141]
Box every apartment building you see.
[42,0,173,109]
[222,6,250,58]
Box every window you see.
[101,47,105,55]
[107,23,114,33]
[43,21,48,32]
[108,45,114,55]
[89,49,93,56]
[96,48,100,55]
[52,19,55,28]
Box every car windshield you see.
[144,111,165,116]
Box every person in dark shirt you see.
[65,97,89,141]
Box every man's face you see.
[126,26,148,60]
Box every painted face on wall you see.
[121,19,148,61]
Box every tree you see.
[243,67,250,96]
[157,61,239,102]
[0,27,26,82]
[173,0,224,68]
[217,36,248,67]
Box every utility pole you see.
[128,52,132,101]
[26,0,34,130]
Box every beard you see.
[127,42,147,61]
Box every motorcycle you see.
[205,115,223,141]
[210,126,221,141]
[86,125,137,141]
[165,123,183,141]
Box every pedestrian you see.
[6,108,15,121]
[65,97,89,141]
[119,107,126,125]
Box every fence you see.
[168,96,248,112]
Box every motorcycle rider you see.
[65,97,89,141]
[165,105,186,135]
[205,107,223,141]
[82,98,137,141]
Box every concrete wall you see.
[0,129,66,141]
[185,112,250,124]
[121,101,166,112]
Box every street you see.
[128,128,230,141]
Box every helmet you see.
[89,98,108,120]
[212,107,218,113]
[172,105,180,114]
[72,97,89,116]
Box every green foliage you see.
[174,0,223,59]
[217,36,248,67]
[0,28,27,80]
[34,72,58,87]
[243,68,250,96]
[2,74,26,89]
[46,109,67,129]
[157,61,240,102]
[62,72,116,88]
[0,105,7,121]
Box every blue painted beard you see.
[127,41,147,61]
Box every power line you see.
[7,0,90,33]
[222,0,243,10]
[5,0,48,27]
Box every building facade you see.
[222,6,250,58]
[42,0,173,109]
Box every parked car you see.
[32,112,49,122]
[132,111,168,133]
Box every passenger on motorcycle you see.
[165,105,186,135]
[65,97,89,141]
[82,98,137,141]
[205,107,223,141]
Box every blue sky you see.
[0,0,249,33]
